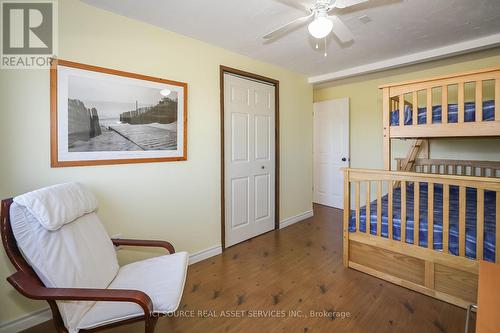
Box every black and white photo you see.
[51,60,187,167]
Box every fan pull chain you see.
[315,43,319,49]
[324,37,327,57]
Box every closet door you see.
[224,73,275,247]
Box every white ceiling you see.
[82,0,500,83]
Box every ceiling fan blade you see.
[328,15,354,43]
[262,13,313,40]
[274,0,311,12]
[334,0,369,8]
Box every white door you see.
[313,98,349,208]
[224,73,275,247]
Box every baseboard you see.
[0,307,52,333]
[188,245,222,265]
[187,212,315,263]
[279,210,314,229]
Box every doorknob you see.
[342,157,347,162]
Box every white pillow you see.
[13,182,98,230]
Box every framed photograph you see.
[50,59,187,167]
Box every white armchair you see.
[1,182,188,333]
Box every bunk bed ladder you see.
[395,139,427,187]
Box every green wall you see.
[314,48,500,169]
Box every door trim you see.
[220,65,280,250]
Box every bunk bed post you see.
[496,76,500,121]
[382,87,391,170]
[343,168,350,267]
[497,192,500,264]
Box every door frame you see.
[220,65,280,250]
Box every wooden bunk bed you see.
[343,67,500,308]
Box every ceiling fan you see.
[263,0,368,42]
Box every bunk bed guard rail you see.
[381,67,500,169]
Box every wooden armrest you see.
[111,238,175,254]
[7,272,153,315]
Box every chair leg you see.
[145,317,158,333]
[48,301,68,333]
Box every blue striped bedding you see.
[391,100,495,126]
[348,183,497,262]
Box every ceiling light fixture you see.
[263,0,369,42]
[308,14,333,39]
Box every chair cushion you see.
[10,184,118,333]
[13,182,98,231]
[77,252,189,330]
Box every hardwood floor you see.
[24,204,467,333]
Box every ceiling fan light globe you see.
[308,17,333,39]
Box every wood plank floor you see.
[24,204,467,333]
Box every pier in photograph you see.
[108,123,177,150]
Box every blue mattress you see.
[391,100,495,126]
[349,183,497,262]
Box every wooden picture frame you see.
[50,59,188,167]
